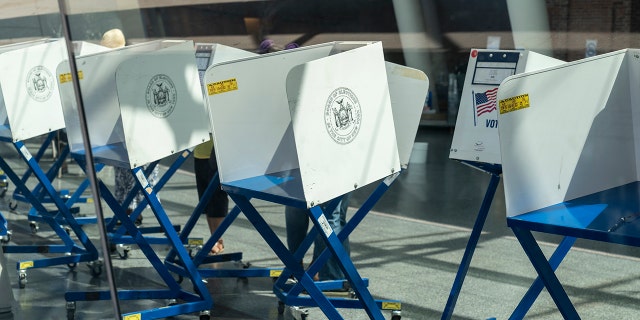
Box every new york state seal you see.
[145,74,177,118]
[26,66,54,102]
[324,87,362,145]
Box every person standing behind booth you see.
[285,195,351,282]
[261,39,352,283]
[193,139,227,254]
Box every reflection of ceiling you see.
[128,32,443,52]
[0,0,262,19]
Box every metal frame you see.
[164,171,281,279]
[442,161,575,320]
[442,161,501,320]
[100,152,190,256]
[64,164,212,319]
[0,138,99,287]
[505,181,640,319]
[220,171,402,320]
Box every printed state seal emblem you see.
[145,74,177,118]
[26,66,54,102]
[324,87,362,145]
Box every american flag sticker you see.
[474,87,499,119]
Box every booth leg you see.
[509,236,576,320]
[228,193,345,320]
[510,227,580,319]
[308,206,385,320]
[442,172,500,320]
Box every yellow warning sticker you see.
[270,269,283,278]
[59,71,84,83]
[499,93,530,114]
[188,238,204,246]
[207,78,238,96]
[123,313,141,320]
[19,261,34,269]
[381,301,401,310]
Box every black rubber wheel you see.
[90,265,102,277]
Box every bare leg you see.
[207,216,224,254]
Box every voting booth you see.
[443,49,565,320]
[164,43,289,280]
[497,48,640,319]
[0,39,67,141]
[204,41,427,319]
[58,40,210,169]
[208,41,400,208]
[59,39,212,320]
[450,49,564,165]
[0,38,102,288]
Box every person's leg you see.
[313,193,351,281]
[114,166,141,224]
[208,147,228,253]
[195,156,223,253]
[285,206,309,255]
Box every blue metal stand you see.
[508,236,575,319]
[222,171,402,319]
[67,151,187,262]
[0,140,99,287]
[443,161,578,320]
[64,166,212,319]
[164,171,281,281]
[4,131,95,232]
[506,181,640,319]
[442,163,500,320]
[510,227,579,319]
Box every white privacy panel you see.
[450,49,564,165]
[385,62,429,169]
[58,40,209,168]
[286,42,400,206]
[498,49,637,217]
[0,38,67,141]
[205,42,337,185]
[206,42,417,207]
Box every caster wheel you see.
[9,201,17,211]
[88,260,103,277]
[90,265,102,277]
[66,301,76,320]
[18,271,27,289]
[391,310,402,320]
[0,232,11,244]
[199,310,211,320]
[116,245,130,259]
[0,188,6,198]
[29,222,39,234]
[166,298,177,306]
[176,275,184,284]
[67,262,77,269]
[277,301,285,314]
